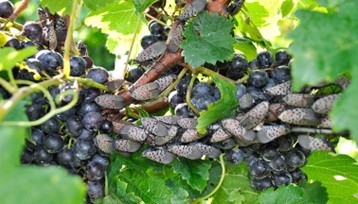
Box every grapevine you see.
[1,0,358,204]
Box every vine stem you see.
[192,154,226,204]
[67,76,110,92]
[186,73,200,115]
[0,17,23,30]
[0,77,16,94]
[144,13,167,26]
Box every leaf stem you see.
[0,77,16,94]
[0,17,23,30]
[186,73,200,115]
[192,154,226,203]
[144,13,167,26]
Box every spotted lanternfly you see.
[233,130,256,146]
[155,74,177,92]
[311,94,340,114]
[221,119,254,145]
[180,128,203,143]
[256,125,291,144]
[167,21,184,53]
[192,142,221,159]
[114,139,141,153]
[297,135,334,151]
[282,94,315,108]
[95,94,125,110]
[240,101,269,129]
[177,118,198,129]
[154,115,180,125]
[135,41,167,63]
[210,127,232,143]
[319,116,332,128]
[54,15,67,41]
[153,125,178,146]
[37,7,48,27]
[278,108,320,126]
[239,93,255,110]
[94,134,115,154]
[266,103,286,122]
[141,117,169,137]
[335,76,350,89]
[177,0,207,21]
[118,125,148,142]
[107,79,124,92]
[142,148,176,164]
[265,81,292,96]
[44,20,57,50]
[168,144,203,160]
[131,82,161,101]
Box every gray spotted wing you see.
[180,128,203,143]
[210,127,232,143]
[141,117,169,137]
[278,108,320,126]
[265,81,292,96]
[142,148,176,164]
[167,21,184,53]
[177,118,198,129]
[240,101,269,129]
[168,144,203,160]
[94,134,115,154]
[177,0,207,21]
[131,82,161,100]
[256,125,291,144]
[135,41,167,62]
[282,94,315,108]
[311,94,340,114]
[119,125,147,142]
[114,139,141,153]
[95,94,125,109]
[297,135,333,151]
[155,74,177,92]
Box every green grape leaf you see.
[234,37,257,61]
[315,0,346,8]
[0,47,37,72]
[196,75,238,134]
[244,2,270,26]
[84,0,113,10]
[302,152,358,204]
[131,0,158,13]
[181,12,235,68]
[288,0,358,90]
[172,159,212,192]
[259,182,327,204]
[281,0,294,17]
[211,163,259,204]
[41,0,74,15]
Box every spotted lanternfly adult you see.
[118,125,148,142]
[152,125,178,146]
[54,15,67,41]
[37,7,49,27]
[240,101,269,129]
[180,128,203,143]
[192,142,221,159]
[177,118,198,129]
[319,116,332,128]
[114,139,141,153]
[221,119,254,145]
[282,94,315,108]
[167,21,184,53]
[107,79,124,92]
[141,117,169,137]
[154,115,180,125]
[210,127,232,143]
[135,41,167,63]
[278,108,320,126]
[233,130,256,146]
[265,80,292,96]
[239,93,255,110]
[256,125,291,144]
[95,94,125,110]
[177,0,207,21]
[335,76,350,89]
[168,144,203,160]
[297,135,334,151]
[94,134,115,154]
[44,20,57,50]
[311,94,340,114]
[131,82,161,101]
[266,103,286,122]
[155,74,177,92]
[142,148,177,164]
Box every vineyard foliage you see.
[1,0,358,204]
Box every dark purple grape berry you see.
[33,147,53,165]
[23,22,42,42]
[21,149,33,164]
[286,150,306,169]
[77,101,101,116]
[36,50,63,74]
[40,117,61,134]
[249,158,270,179]
[149,21,165,36]
[26,58,44,73]
[0,0,14,18]
[31,128,45,145]
[100,120,113,134]
[272,66,291,83]
[235,83,247,100]
[290,168,307,183]
[256,51,273,69]
[273,171,292,186]
[275,50,291,66]
[248,71,268,88]
[43,133,65,154]
[91,155,109,169]
[227,54,248,80]
[70,56,86,76]
[82,111,102,131]
[26,103,46,121]
[168,91,184,108]
[174,103,195,117]
[261,146,278,161]
[85,161,105,181]
[226,149,245,164]
[247,86,266,101]
[78,129,94,140]
[56,149,75,167]
[87,67,109,84]
[192,82,213,99]
[277,136,295,152]
[73,139,96,160]
[251,177,274,191]
[66,115,84,137]
[56,107,77,121]
[126,66,145,83]
[87,181,104,200]
[5,37,21,50]
[269,154,287,172]
[141,35,158,49]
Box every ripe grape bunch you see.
[0,0,349,202]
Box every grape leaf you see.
[244,2,270,26]
[234,37,257,61]
[41,0,74,15]
[211,163,259,204]
[302,152,358,204]
[259,182,327,204]
[131,0,158,13]
[84,0,113,10]
[0,47,37,72]
[196,75,238,134]
[281,0,294,17]
[181,12,235,68]
[172,159,212,192]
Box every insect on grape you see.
[131,82,161,101]
[135,41,167,63]
[54,15,67,41]
[282,94,315,108]
[118,125,148,142]
[95,94,125,110]
[177,0,207,21]
[114,139,141,153]
[256,125,291,144]
[152,125,178,146]
[221,119,254,145]
[154,115,180,125]
[264,80,292,96]
[167,21,184,53]
[168,144,203,160]
[94,134,115,154]
[180,128,203,143]
[297,135,334,151]
[238,93,255,110]
[240,101,269,129]
[141,117,169,137]
[311,94,340,114]
[192,142,221,159]
[210,127,232,143]
[319,117,332,128]
[44,20,57,50]
[155,74,177,92]
[142,148,177,164]
[177,118,198,129]
[106,79,124,92]
[278,108,320,126]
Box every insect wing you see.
[115,139,141,153]
[142,148,176,164]
[95,94,125,110]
